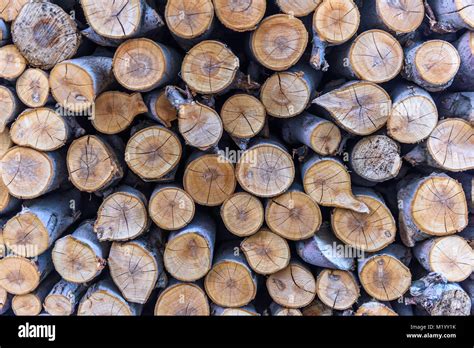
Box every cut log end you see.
[15,68,49,107]
[213,0,266,32]
[3,212,49,257]
[0,0,28,22]
[0,86,18,132]
[355,301,397,316]
[78,283,135,316]
[149,186,195,231]
[220,192,264,237]
[155,283,210,316]
[376,0,424,33]
[165,0,214,39]
[316,269,359,310]
[0,256,41,295]
[313,0,360,44]
[221,94,266,139]
[276,0,321,17]
[12,293,42,316]
[0,44,26,80]
[147,90,177,127]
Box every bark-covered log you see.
[15,68,50,108]
[451,31,474,91]
[0,18,9,47]
[154,280,210,316]
[12,273,59,316]
[316,269,360,310]
[43,279,87,316]
[220,191,264,237]
[0,177,21,216]
[144,89,177,128]
[436,92,473,125]
[426,0,474,32]
[213,0,266,32]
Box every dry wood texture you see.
[0,0,471,318]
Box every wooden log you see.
[12,274,58,316]
[113,39,180,92]
[10,108,85,151]
[149,184,195,231]
[0,85,20,132]
[3,189,81,257]
[302,298,334,316]
[266,260,316,309]
[235,139,295,198]
[331,187,396,252]
[296,222,356,271]
[249,14,308,71]
[358,244,412,301]
[109,229,167,304]
[15,68,50,108]
[355,301,397,316]
[426,0,474,32]
[94,185,149,241]
[436,92,474,125]
[166,86,223,150]
[77,278,141,316]
[213,0,266,32]
[125,125,181,182]
[407,272,471,316]
[0,285,12,315]
[330,29,403,83]
[240,228,290,275]
[402,40,460,92]
[397,173,469,247]
[43,279,87,316]
[360,0,424,34]
[211,303,259,316]
[260,65,321,119]
[183,152,236,206]
[387,84,438,144]
[92,91,148,134]
[1,147,66,199]
[265,184,322,241]
[154,281,210,316]
[0,0,28,22]
[0,44,26,80]
[67,135,124,193]
[301,153,369,213]
[11,1,80,70]
[50,56,114,113]
[204,242,257,307]
[0,18,9,46]
[220,191,264,237]
[414,235,473,282]
[316,269,359,310]
[0,251,53,295]
[350,135,402,182]
[313,81,392,136]
[0,177,21,216]
[52,220,110,283]
[164,213,216,282]
[0,125,11,156]
[452,31,474,91]
[282,112,342,156]
[144,89,177,128]
[276,0,321,16]
[269,302,302,316]
[460,279,474,315]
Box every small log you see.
[266,261,316,309]
[436,92,474,125]
[154,281,210,316]
[211,303,259,316]
[397,173,469,247]
[221,94,266,141]
[11,1,80,70]
[1,147,66,199]
[92,91,148,134]
[0,177,21,216]
[387,84,438,144]
[0,85,20,132]
[49,56,114,113]
[149,184,195,231]
[0,0,28,22]
[282,112,342,156]
[204,241,257,307]
[331,187,396,252]
[12,274,59,316]
[269,302,303,316]
[0,251,53,295]
[109,229,167,304]
[236,139,295,198]
[358,244,412,301]
[276,0,321,16]
[43,279,87,316]
[220,191,264,237]
[260,65,321,118]
[213,0,266,32]
[265,183,322,241]
[240,228,290,275]
[355,301,397,316]
[0,44,26,80]
[296,222,356,271]
[316,269,360,310]
[183,152,236,206]
[426,0,474,32]
[301,153,369,213]
[414,235,473,282]
[302,299,334,316]
[125,125,182,182]
[402,40,460,92]
[249,14,308,71]
[113,39,180,92]
[330,29,403,83]
[3,189,81,257]
[15,68,50,108]
[67,135,124,193]
[164,213,216,282]
[451,31,474,91]
[313,80,392,136]
[144,89,177,128]
[0,285,11,315]
[407,272,471,316]
[95,185,149,241]
[77,278,142,316]
[52,220,110,283]
[10,108,84,151]
[181,40,239,95]
[350,135,402,182]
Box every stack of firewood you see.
[0,0,472,317]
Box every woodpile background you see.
[0,0,472,316]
